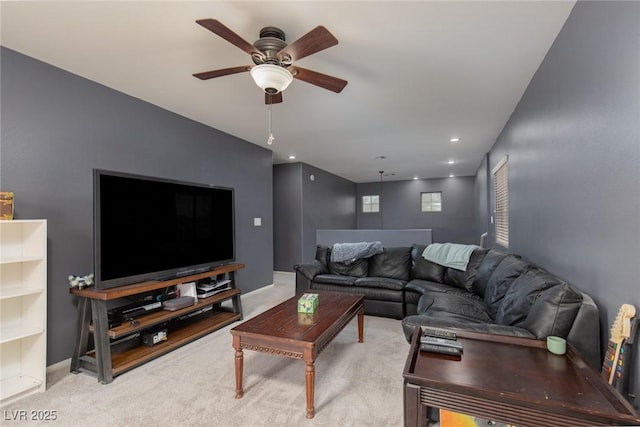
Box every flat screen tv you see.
[94,169,235,289]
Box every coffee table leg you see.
[233,336,244,399]
[305,361,315,418]
[358,306,364,343]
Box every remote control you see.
[420,343,462,356]
[422,328,457,340]
[420,335,463,350]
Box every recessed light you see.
[447,160,455,165]
[288,155,296,160]
[450,137,460,143]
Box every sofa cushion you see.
[418,292,493,323]
[368,246,412,281]
[443,249,488,292]
[328,257,369,277]
[495,268,563,326]
[355,277,406,291]
[312,285,403,303]
[407,279,471,298]
[483,255,530,318]
[472,250,509,297]
[521,283,583,339]
[411,244,445,283]
[313,274,357,286]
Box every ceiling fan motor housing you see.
[253,27,290,67]
[259,27,285,41]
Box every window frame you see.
[361,194,380,213]
[420,191,442,213]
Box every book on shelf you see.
[420,335,463,350]
[420,343,462,357]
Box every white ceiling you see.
[1,1,575,183]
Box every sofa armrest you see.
[294,260,327,281]
[566,293,601,369]
[294,261,328,294]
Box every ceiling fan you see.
[193,19,348,104]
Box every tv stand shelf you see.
[70,263,244,383]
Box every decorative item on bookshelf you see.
[68,273,94,289]
[0,191,14,220]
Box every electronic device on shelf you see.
[197,279,231,292]
[93,169,235,290]
[162,296,195,311]
[142,327,168,347]
[196,279,232,298]
[121,301,162,319]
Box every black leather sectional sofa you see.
[294,244,601,368]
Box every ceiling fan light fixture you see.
[250,64,293,94]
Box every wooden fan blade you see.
[277,26,338,62]
[265,92,283,104]
[291,67,348,93]
[196,19,258,56]
[193,66,250,80]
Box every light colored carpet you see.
[1,276,410,426]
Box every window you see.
[421,192,442,212]
[362,195,379,213]
[493,155,509,247]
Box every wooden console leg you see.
[305,361,315,419]
[233,337,244,399]
[358,306,364,343]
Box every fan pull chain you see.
[267,94,275,145]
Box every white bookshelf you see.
[0,219,47,404]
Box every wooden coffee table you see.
[403,328,640,426]
[230,290,364,419]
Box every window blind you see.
[493,156,509,247]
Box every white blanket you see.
[422,243,480,271]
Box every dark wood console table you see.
[403,328,640,427]
[70,263,244,383]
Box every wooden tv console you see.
[70,263,244,383]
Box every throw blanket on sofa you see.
[422,243,480,271]
[330,241,384,264]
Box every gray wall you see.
[478,1,640,405]
[357,177,477,244]
[301,163,357,263]
[273,163,303,271]
[1,47,274,365]
[273,162,356,270]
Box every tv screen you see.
[94,170,235,289]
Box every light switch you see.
[254,217,262,227]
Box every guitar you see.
[601,304,636,385]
